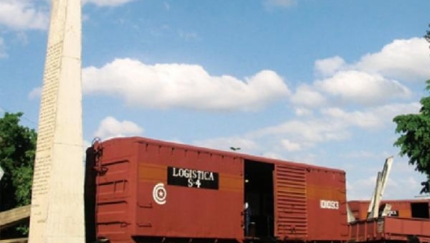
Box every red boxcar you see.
[348,199,430,221]
[349,217,430,243]
[85,137,348,243]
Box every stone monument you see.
[28,0,85,242]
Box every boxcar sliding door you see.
[273,164,308,240]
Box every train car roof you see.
[98,136,345,174]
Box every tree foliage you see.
[0,112,36,211]
[393,80,430,193]
[425,23,430,44]
[394,25,430,194]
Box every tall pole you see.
[28,0,85,242]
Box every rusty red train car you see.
[348,199,430,221]
[85,137,348,243]
[348,217,430,243]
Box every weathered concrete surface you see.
[28,0,85,242]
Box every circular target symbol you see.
[153,183,167,205]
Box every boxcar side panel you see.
[135,141,244,240]
[274,163,347,241]
[274,164,308,240]
[349,217,430,242]
[92,137,350,243]
[95,138,139,243]
[306,168,348,241]
[348,199,430,221]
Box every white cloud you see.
[94,116,144,140]
[281,139,301,151]
[253,118,350,150]
[294,107,313,116]
[83,58,290,111]
[315,71,411,106]
[0,0,133,32]
[324,102,420,130]
[355,38,430,82]
[0,1,48,30]
[248,102,419,153]
[294,38,425,111]
[321,107,382,129]
[314,56,346,77]
[83,0,135,7]
[291,84,327,108]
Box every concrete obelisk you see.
[29,0,85,242]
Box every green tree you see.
[393,80,430,194]
[0,112,36,210]
[394,25,430,194]
[0,112,36,236]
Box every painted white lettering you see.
[173,168,179,177]
[171,167,216,181]
[320,200,339,210]
[188,178,194,187]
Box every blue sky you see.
[1,0,430,200]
